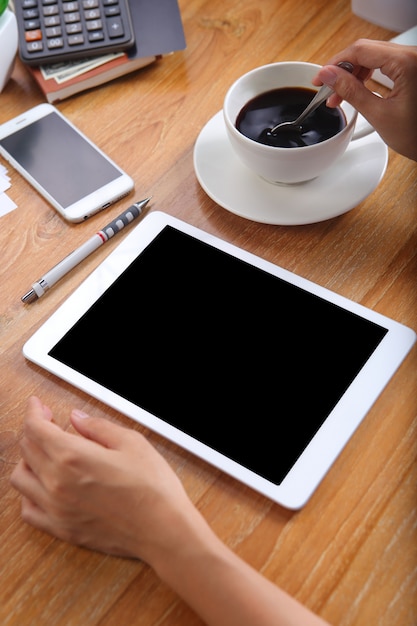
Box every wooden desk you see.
[1,1,416,624]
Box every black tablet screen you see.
[49,226,387,484]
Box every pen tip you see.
[21,289,38,304]
[136,196,152,208]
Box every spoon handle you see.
[290,84,334,127]
[269,61,354,134]
[293,60,354,126]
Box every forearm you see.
[147,507,330,626]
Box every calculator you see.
[13,0,135,66]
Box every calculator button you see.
[26,40,44,51]
[64,12,81,23]
[24,18,41,29]
[47,37,64,48]
[63,2,79,10]
[104,6,119,16]
[106,16,124,38]
[23,8,39,19]
[86,19,102,30]
[43,5,59,16]
[68,34,85,45]
[84,8,100,19]
[88,30,104,41]
[66,22,82,33]
[25,28,42,41]
[46,25,62,36]
[44,15,61,26]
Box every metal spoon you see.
[269,61,354,135]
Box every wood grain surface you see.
[1,1,416,624]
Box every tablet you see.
[23,211,416,509]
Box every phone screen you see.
[0,111,123,209]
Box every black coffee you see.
[236,87,346,148]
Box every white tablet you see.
[23,211,416,509]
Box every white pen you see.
[21,197,151,304]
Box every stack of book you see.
[23,0,186,103]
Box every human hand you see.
[10,396,196,563]
[10,398,332,626]
[312,39,417,160]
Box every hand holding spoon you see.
[269,61,354,134]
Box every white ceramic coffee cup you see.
[223,62,374,185]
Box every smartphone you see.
[0,104,134,222]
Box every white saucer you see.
[193,111,388,225]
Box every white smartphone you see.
[0,103,134,223]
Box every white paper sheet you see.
[0,164,17,216]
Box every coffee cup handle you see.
[351,91,382,141]
[352,114,375,140]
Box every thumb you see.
[70,410,131,450]
[315,65,381,120]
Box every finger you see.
[312,64,371,90]
[20,495,50,530]
[70,411,173,484]
[19,398,63,475]
[20,397,92,486]
[10,459,49,512]
[313,64,385,117]
[24,396,65,454]
[70,410,139,451]
[320,39,416,88]
[28,395,53,421]
[11,459,75,540]
[19,494,74,543]
[39,398,54,422]
[322,39,396,71]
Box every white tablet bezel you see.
[23,211,416,509]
